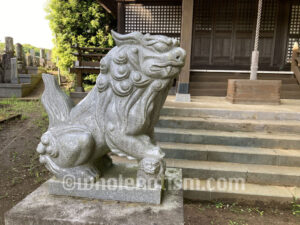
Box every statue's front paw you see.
[137,158,166,188]
[36,133,58,158]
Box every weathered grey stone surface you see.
[0,74,42,97]
[5,168,183,225]
[46,50,52,61]
[48,165,180,204]
[0,55,4,83]
[30,49,35,57]
[40,48,45,59]
[5,37,14,54]
[10,58,18,84]
[26,55,33,67]
[37,31,186,195]
[16,43,26,73]
[1,37,15,83]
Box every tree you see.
[45,0,116,77]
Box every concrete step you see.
[190,89,226,96]
[157,116,300,134]
[189,89,300,99]
[281,91,300,99]
[161,106,300,121]
[183,178,300,203]
[159,142,300,167]
[190,76,298,84]
[154,127,300,149]
[111,156,300,187]
[166,159,300,187]
[190,72,295,79]
[189,82,300,91]
[111,156,300,203]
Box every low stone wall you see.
[0,74,42,98]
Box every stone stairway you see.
[190,71,300,99]
[113,96,300,203]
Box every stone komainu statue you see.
[37,31,186,182]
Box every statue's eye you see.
[153,42,171,52]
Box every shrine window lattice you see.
[124,4,182,40]
[287,4,300,62]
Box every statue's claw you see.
[36,133,58,157]
[137,157,166,188]
[77,166,100,183]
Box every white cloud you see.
[0,0,53,49]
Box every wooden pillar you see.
[75,47,84,92]
[117,1,125,34]
[176,0,194,102]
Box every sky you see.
[0,0,53,49]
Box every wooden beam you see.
[177,0,193,96]
[98,0,117,17]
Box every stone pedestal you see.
[5,168,183,225]
[48,164,167,205]
[226,79,281,105]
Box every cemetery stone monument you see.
[26,54,33,67]
[46,50,52,61]
[39,48,46,67]
[2,37,14,83]
[0,55,3,83]
[16,43,26,73]
[30,49,35,57]
[10,58,18,84]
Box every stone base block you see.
[175,93,191,102]
[48,164,171,205]
[5,168,183,225]
[226,79,282,105]
[0,83,33,98]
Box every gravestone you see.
[16,43,26,73]
[0,55,4,83]
[27,49,39,74]
[46,50,52,61]
[3,37,15,83]
[10,58,18,84]
[26,55,33,67]
[39,48,46,67]
[30,49,35,57]
[5,37,14,53]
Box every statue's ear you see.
[111,30,143,46]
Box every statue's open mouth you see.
[150,61,184,75]
[153,61,184,68]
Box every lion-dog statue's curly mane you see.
[37,31,186,182]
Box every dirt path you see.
[0,105,50,225]
[24,80,44,99]
[184,200,300,225]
